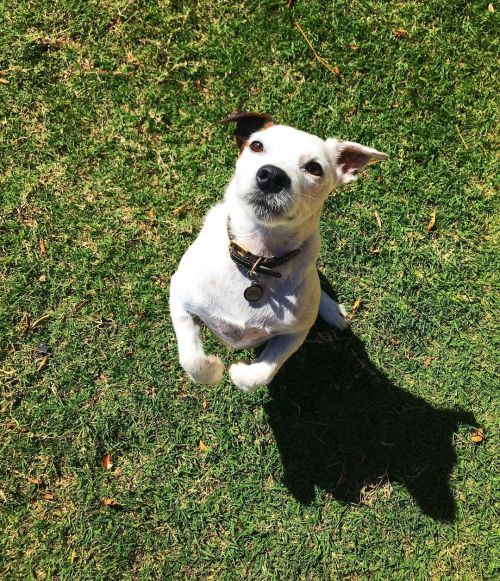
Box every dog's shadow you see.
[264,289,476,522]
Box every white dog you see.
[170,111,387,392]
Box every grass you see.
[0,0,498,578]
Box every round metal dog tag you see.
[244,282,263,302]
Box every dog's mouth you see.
[247,187,295,221]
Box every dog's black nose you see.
[256,164,291,194]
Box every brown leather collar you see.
[226,217,302,279]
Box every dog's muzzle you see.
[256,164,291,194]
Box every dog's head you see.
[221,110,387,225]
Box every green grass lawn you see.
[1,0,498,578]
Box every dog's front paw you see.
[184,355,224,385]
[229,361,271,393]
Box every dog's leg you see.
[170,298,224,385]
[319,290,349,330]
[229,330,308,392]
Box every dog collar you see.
[226,217,302,301]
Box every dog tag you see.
[244,282,263,302]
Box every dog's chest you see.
[199,276,303,348]
[203,316,272,348]
[177,204,320,348]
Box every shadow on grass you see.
[265,287,476,522]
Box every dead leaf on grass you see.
[39,239,47,254]
[470,427,484,443]
[4,421,27,432]
[102,497,119,506]
[395,28,408,38]
[426,210,436,233]
[41,491,55,501]
[349,299,362,319]
[126,51,141,66]
[198,439,208,452]
[172,203,189,216]
[101,453,113,471]
[27,476,41,484]
[374,211,382,229]
[487,3,495,13]
[36,356,49,372]
[31,313,51,330]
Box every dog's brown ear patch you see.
[220,110,274,150]
[326,138,388,185]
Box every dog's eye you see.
[249,140,263,153]
[305,161,323,176]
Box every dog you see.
[170,111,387,392]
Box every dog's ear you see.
[326,138,388,185]
[220,110,274,151]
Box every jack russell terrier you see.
[170,111,387,392]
